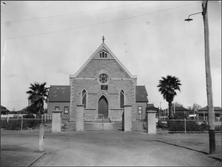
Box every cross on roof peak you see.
[102,36,105,43]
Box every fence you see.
[1,114,53,131]
[158,119,222,133]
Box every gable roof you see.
[198,106,222,111]
[71,42,137,79]
[1,105,10,113]
[48,85,70,102]
[147,103,159,111]
[136,86,148,102]
[174,106,189,111]
[48,85,148,103]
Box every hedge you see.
[1,118,41,130]
[167,120,209,132]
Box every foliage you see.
[173,102,183,107]
[1,118,41,130]
[26,82,49,117]
[25,104,38,115]
[167,120,209,132]
[157,75,181,119]
[23,114,35,118]
[1,120,21,130]
[157,120,168,129]
[172,113,188,119]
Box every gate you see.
[84,114,121,131]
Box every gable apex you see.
[72,42,137,79]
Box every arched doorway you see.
[98,96,108,118]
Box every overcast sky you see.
[1,1,221,111]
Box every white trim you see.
[73,43,136,78]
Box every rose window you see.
[99,74,109,83]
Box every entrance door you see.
[98,96,108,118]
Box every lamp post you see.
[185,0,215,154]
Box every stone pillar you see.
[76,105,84,131]
[52,110,62,132]
[147,110,157,134]
[123,105,132,132]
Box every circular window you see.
[99,74,109,83]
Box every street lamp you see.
[185,0,216,154]
[184,12,202,22]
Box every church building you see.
[48,37,148,122]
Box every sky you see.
[1,1,221,111]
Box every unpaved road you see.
[1,130,221,166]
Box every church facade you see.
[48,39,148,121]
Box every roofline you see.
[72,43,137,79]
[48,101,70,103]
[49,85,70,87]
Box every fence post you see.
[184,118,186,134]
[21,116,23,130]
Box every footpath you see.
[154,130,222,161]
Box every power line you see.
[1,2,200,41]
[1,2,154,24]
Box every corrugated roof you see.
[174,106,189,111]
[136,86,148,102]
[48,85,148,103]
[48,85,70,102]
[198,106,222,111]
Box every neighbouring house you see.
[1,106,10,115]
[135,86,149,120]
[47,85,70,119]
[173,106,190,117]
[197,106,222,122]
[47,38,149,124]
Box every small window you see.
[64,106,69,114]
[100,53,102,58]
[55,106,60,111]
[82,90,86,108]
[138,106,142,114]
[120,90,124,108]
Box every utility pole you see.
[202,0,215,154]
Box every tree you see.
[157,75,181,119]
[173,102,183,107]
[26,82,49,118]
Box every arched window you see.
[82,90,86,108]
[120,90,124,108]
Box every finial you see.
[102,36,105,43]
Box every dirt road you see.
[2,130,220,166]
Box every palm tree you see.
[26,82,49,118]
[157,75,181,119]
